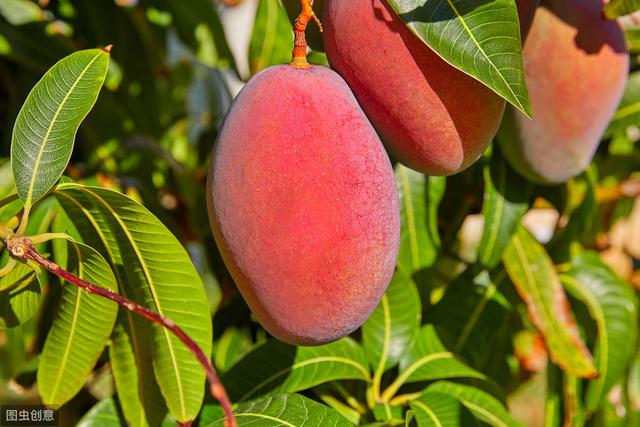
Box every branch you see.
[5,236,237,427]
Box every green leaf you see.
[249,0,293,75]
[395,165,445,275]
[213,326,252,373]
[223,337,370,402]
[604,0,640,18]
[503,225,596,378]
[560,252,639,412]
[0,0,46,26]
[478,148,531,268]
[203,393,354,427]
[385,0,530,115]
[0,272,41,329]
[424,381,522,427]
[110,313,168,427]
[387,325,483,396]
[11,49,109,207]
[362,271,420,393]
[54,184,212,422]
[410,392,466,427]
[77,397,123,427]
[605,71,640,137]
[38,241,118,406]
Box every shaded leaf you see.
[249,0,292,75]
[362,270,420,399]
[560,252,638,412]
[54,184,212,422]
[203,393,354,427]
[223,337,370,402]
[503,225,596,378]
[395,165,444,275]
[385,0,530,115]
[424,381,522,427]
[478,148,530,268]
[11,49,109,206]
[38,241,118,406]
[77,397,123,427]
[0,272,41,329]
[605,71,640,137]
[410,392,465,427]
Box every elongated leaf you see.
[605,0,640,18]
[395,165,445,275]
[362,271,421,375]
[605,71,640,137]
[38,241,118,405]
[203,393,354,427]
[0,272,41,329]
[503,225,596,378]
[478,148,530,268]
[397,325,484,385]
[54,184,212,422]
[77,397,123,427]
[110,313,168,427]
[0,0,45,26]
[410,392,467,427]
[223,337,370,402]
[213,327,252,373]
[429,268,513,374]
[560,252,638,412]
[249,0,292,75]
[424,381,522,427]
[11,49,109,206]
[385,0,530,115]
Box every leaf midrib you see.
[411,400,443,427]
[23,51,102,206]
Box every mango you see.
[499,0,628,184]
[207,64,400,345]
[323,0,506,176]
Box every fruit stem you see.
[5,236,238,427]
[291,0,323,68]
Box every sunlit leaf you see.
[202,393,354,427]
[249,0,292,75]
[604,0,640,18]
[54,184,212,422]
[11,49,109,206]
[0,0,46,26]
[385,0,530,115]
[503,226,596,378]
[223,337,370,402]
[38,241,118,406]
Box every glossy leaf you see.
[385,0,530,115]
[605,71,640,137]
[560,252,638,412]
[77,398,123,427]
[203,393,354,427]
[478,148,530,268]
[38,241,118,406]
[249,0,292,75]
[223,337,370,402]
[54,184,212,422]
[362,271,421,377]
[604,0,640,18]
[11,49,109,206]
[395,165,445,275]
[410,392,466,427]
[503,225,596,378]
[396,325,484,386]
[424,381,522,427]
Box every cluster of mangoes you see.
[207,0,629,345]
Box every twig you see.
[5,236,237,427]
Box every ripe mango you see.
[499,0,628,184]
[323,0,506,176]
[207,64,400,345]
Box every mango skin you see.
[499,0,629,184]
[207,64,400,346]
[323,0,506,176]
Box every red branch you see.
[6,237,237,427]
